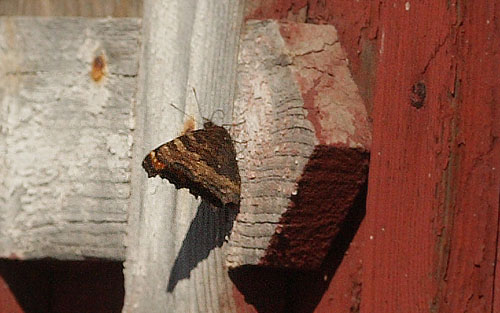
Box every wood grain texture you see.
[0,17,140,260]
[0,0,142,17]
[240,1,500,312]
[361,1,500,312]
[123,1,244,312]
[233,3,378,312]
[227,19,316,269]
[244,0,379,116]
[227,20,370,270]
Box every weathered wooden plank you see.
[0,17,141,260]
[244,1,378,115]
[359,1,500,312]
[233,1,500,312]
[123,1,244,312]
[0,0,142,17]
[227,20,370,270]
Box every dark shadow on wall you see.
[0,259,124,313]
[229,182,367,313]
[284,181,367,313]
[166,200,238,292]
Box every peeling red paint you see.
[239,1,500,313]
[278,21,372,149]
[245,0,380,114]
[234,2,376,312]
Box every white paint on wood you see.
[0,17,141,260]
[123,1,244,312]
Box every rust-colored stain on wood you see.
[91,55,106,82]
[239,1,500,313]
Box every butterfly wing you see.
[142,123,240,209]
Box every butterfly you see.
[142,121,240,210]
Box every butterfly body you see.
[142,122,240,209]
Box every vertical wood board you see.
[360,1,500,312]
[123,1,244,312]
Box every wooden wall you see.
[0,1,498,312]
[0,0,142,17]
[243,1,500,312]
[0,2,141,313]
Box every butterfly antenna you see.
[168,102,203,126]
[210,106,245,128]
[192,87,209,123]
[210,109,225,122]
[220,119,245,127]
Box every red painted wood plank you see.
[438,2,500,312]
[362,0,459,309]
[496,191,500,313]
[243,1,500,312]
[362,1,500,312]
[0,275,24,313]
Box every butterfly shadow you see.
[166,200,238,292]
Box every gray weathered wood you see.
[227,20,371,269]
[0,0,142,17]
[123,1,244,312]
[0,17,141,260]
[228,20,316,267]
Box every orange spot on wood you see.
[91,55,106,82]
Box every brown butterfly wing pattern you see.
[142,122,240,209]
